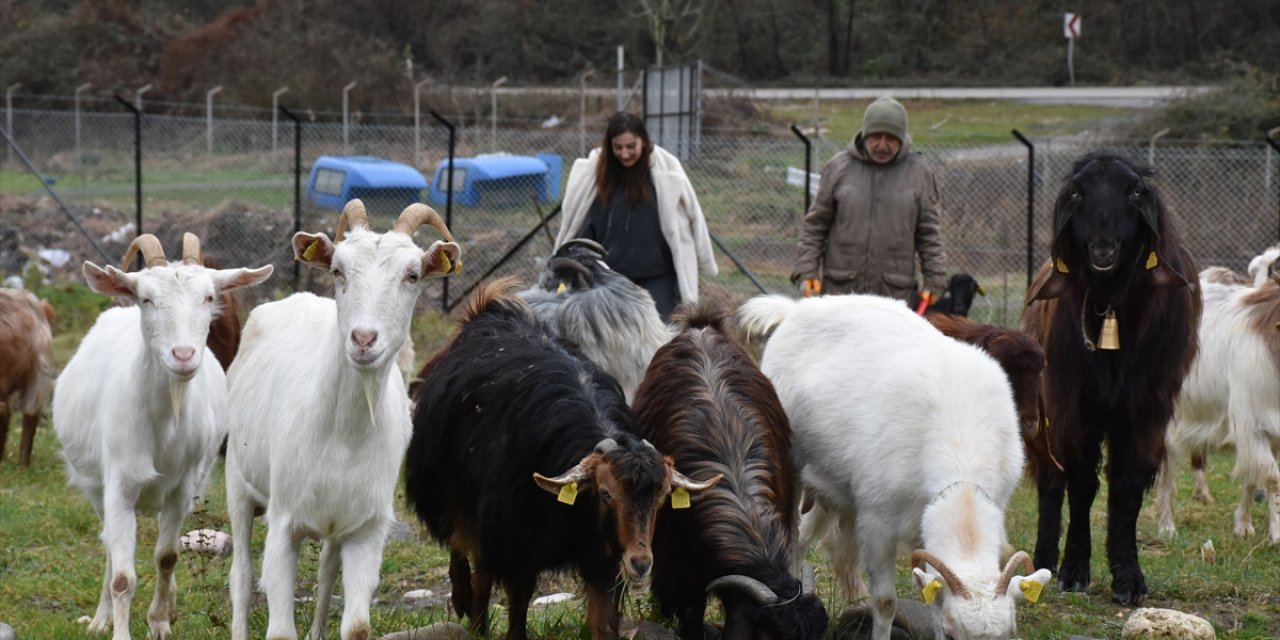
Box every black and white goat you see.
[519,239,673,403]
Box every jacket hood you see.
[847,132,914,166]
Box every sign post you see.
[1064,13,1081,85]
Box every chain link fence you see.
[3,100,1277,326]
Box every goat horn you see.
[394,203,456,243]
[181,233,202,266]
[707,575,779,605]
[995,551,1036,597]
[911,549,971,600]
[593,438,618,455]
[121,234,168,271]
[801,562,816,595]
[335,199,370,243]
[559,238,608,258]
[547,257,594,288]
[672,469,722,492]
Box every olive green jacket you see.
[791,133,947,300]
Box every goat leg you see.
[1032,464,1066,572]
[18,412,38,467]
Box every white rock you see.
[179,528,232,556]
[1121,607,1214,640]
[532,592,574,606]
[403,589,434,601]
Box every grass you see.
[766,99,1136,145]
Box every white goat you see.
[1158,247,1280,544]
[738,294,1050,640]
[224,200,460,640]
[53,234,272,640]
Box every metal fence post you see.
[1267,129,1280,242]
[206,86,222,155]
[429,110,457,311]
[490,76,507,151]
[75,83,90,168]
[5,83,18,163]
[114,95,143,245]
[1012,130,1035,289]
[279,105,303,290]
[579,68,595,158]
[790,124,813,216]
[1148,128,1170,167]
[272,87,288,158]
[342,81,356,155]
[414,79,428,168]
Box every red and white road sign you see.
[1064,13,1081,39]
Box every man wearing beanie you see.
[791,96,947,303]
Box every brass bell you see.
[1099,309,1120,350]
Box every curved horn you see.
[121,234,168,271]
[911,549,971,600]
[394,203,455,243]
[995,551,1036,597]
[671,469,722,492]
[335,199,370,242]
[593,438,618,455]
[706,575,779,605]
[559,238,608,258]
[641,439,657,451]
[547,257,595,288]
[181,233,202,266]
[802,562,816,595]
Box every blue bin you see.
[307,156,427,212]
[428,153,563,207]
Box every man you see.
[791,96,947,304]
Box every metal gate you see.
[643,62,701,160]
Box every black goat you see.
[404,278,718,640]
[634,304,827,640]
[1023,152,1201,605]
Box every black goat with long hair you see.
[1023,152,1201,605]
[633,304,827,640]
[404,278,718,640]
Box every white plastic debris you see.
[179,528,233,556]
[37,248,72,268]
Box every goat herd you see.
[0,151,1277,640]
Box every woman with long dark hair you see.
[555,111,717,319]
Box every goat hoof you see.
[1110,572,1147,605]
[1056,562,1090,593]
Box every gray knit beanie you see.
[861,96,908,142]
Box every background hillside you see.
[2,0,1278,121]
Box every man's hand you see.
[915,290,936,315]
[802,278,822,298]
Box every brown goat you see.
[0,289,55,466]
[926,313,1049,471]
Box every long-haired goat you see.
[519,239,673,403]
[0,288,54,467]
[633,304,827,640]
[405,278,718,640]
[739,294,1049,640]
[1023,152,1200,605]
[1157,248,1280,544]
[224,200,460,640]
[53,234,272,640]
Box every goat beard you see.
[169,380,185,421]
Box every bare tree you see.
[633,0,713,66]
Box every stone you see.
[1121,607,1215,640]
[835,600,935,639]
[0,622,15,640]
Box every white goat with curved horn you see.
[54,233,273,640]
[225,199,460,640]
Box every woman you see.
[555,111,717,320]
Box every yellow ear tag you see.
[556,282,568,294]
[671,487,691,509]
[302,239,320,261]
[1020,579,1043,603]
[557,481,578,505]
[438,253,452,273]
[922,579,942,605]
[1145,251,1159,269]
[1055,257,1069,273]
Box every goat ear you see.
[912,568,944,606]
[292,232,336,270]
[421,241,462,279]
[1026,260,1070,302]
[82,262,136,298]
[212,265,274,293]
[1008,569,1052,604]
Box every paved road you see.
[486,85,1215,108]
